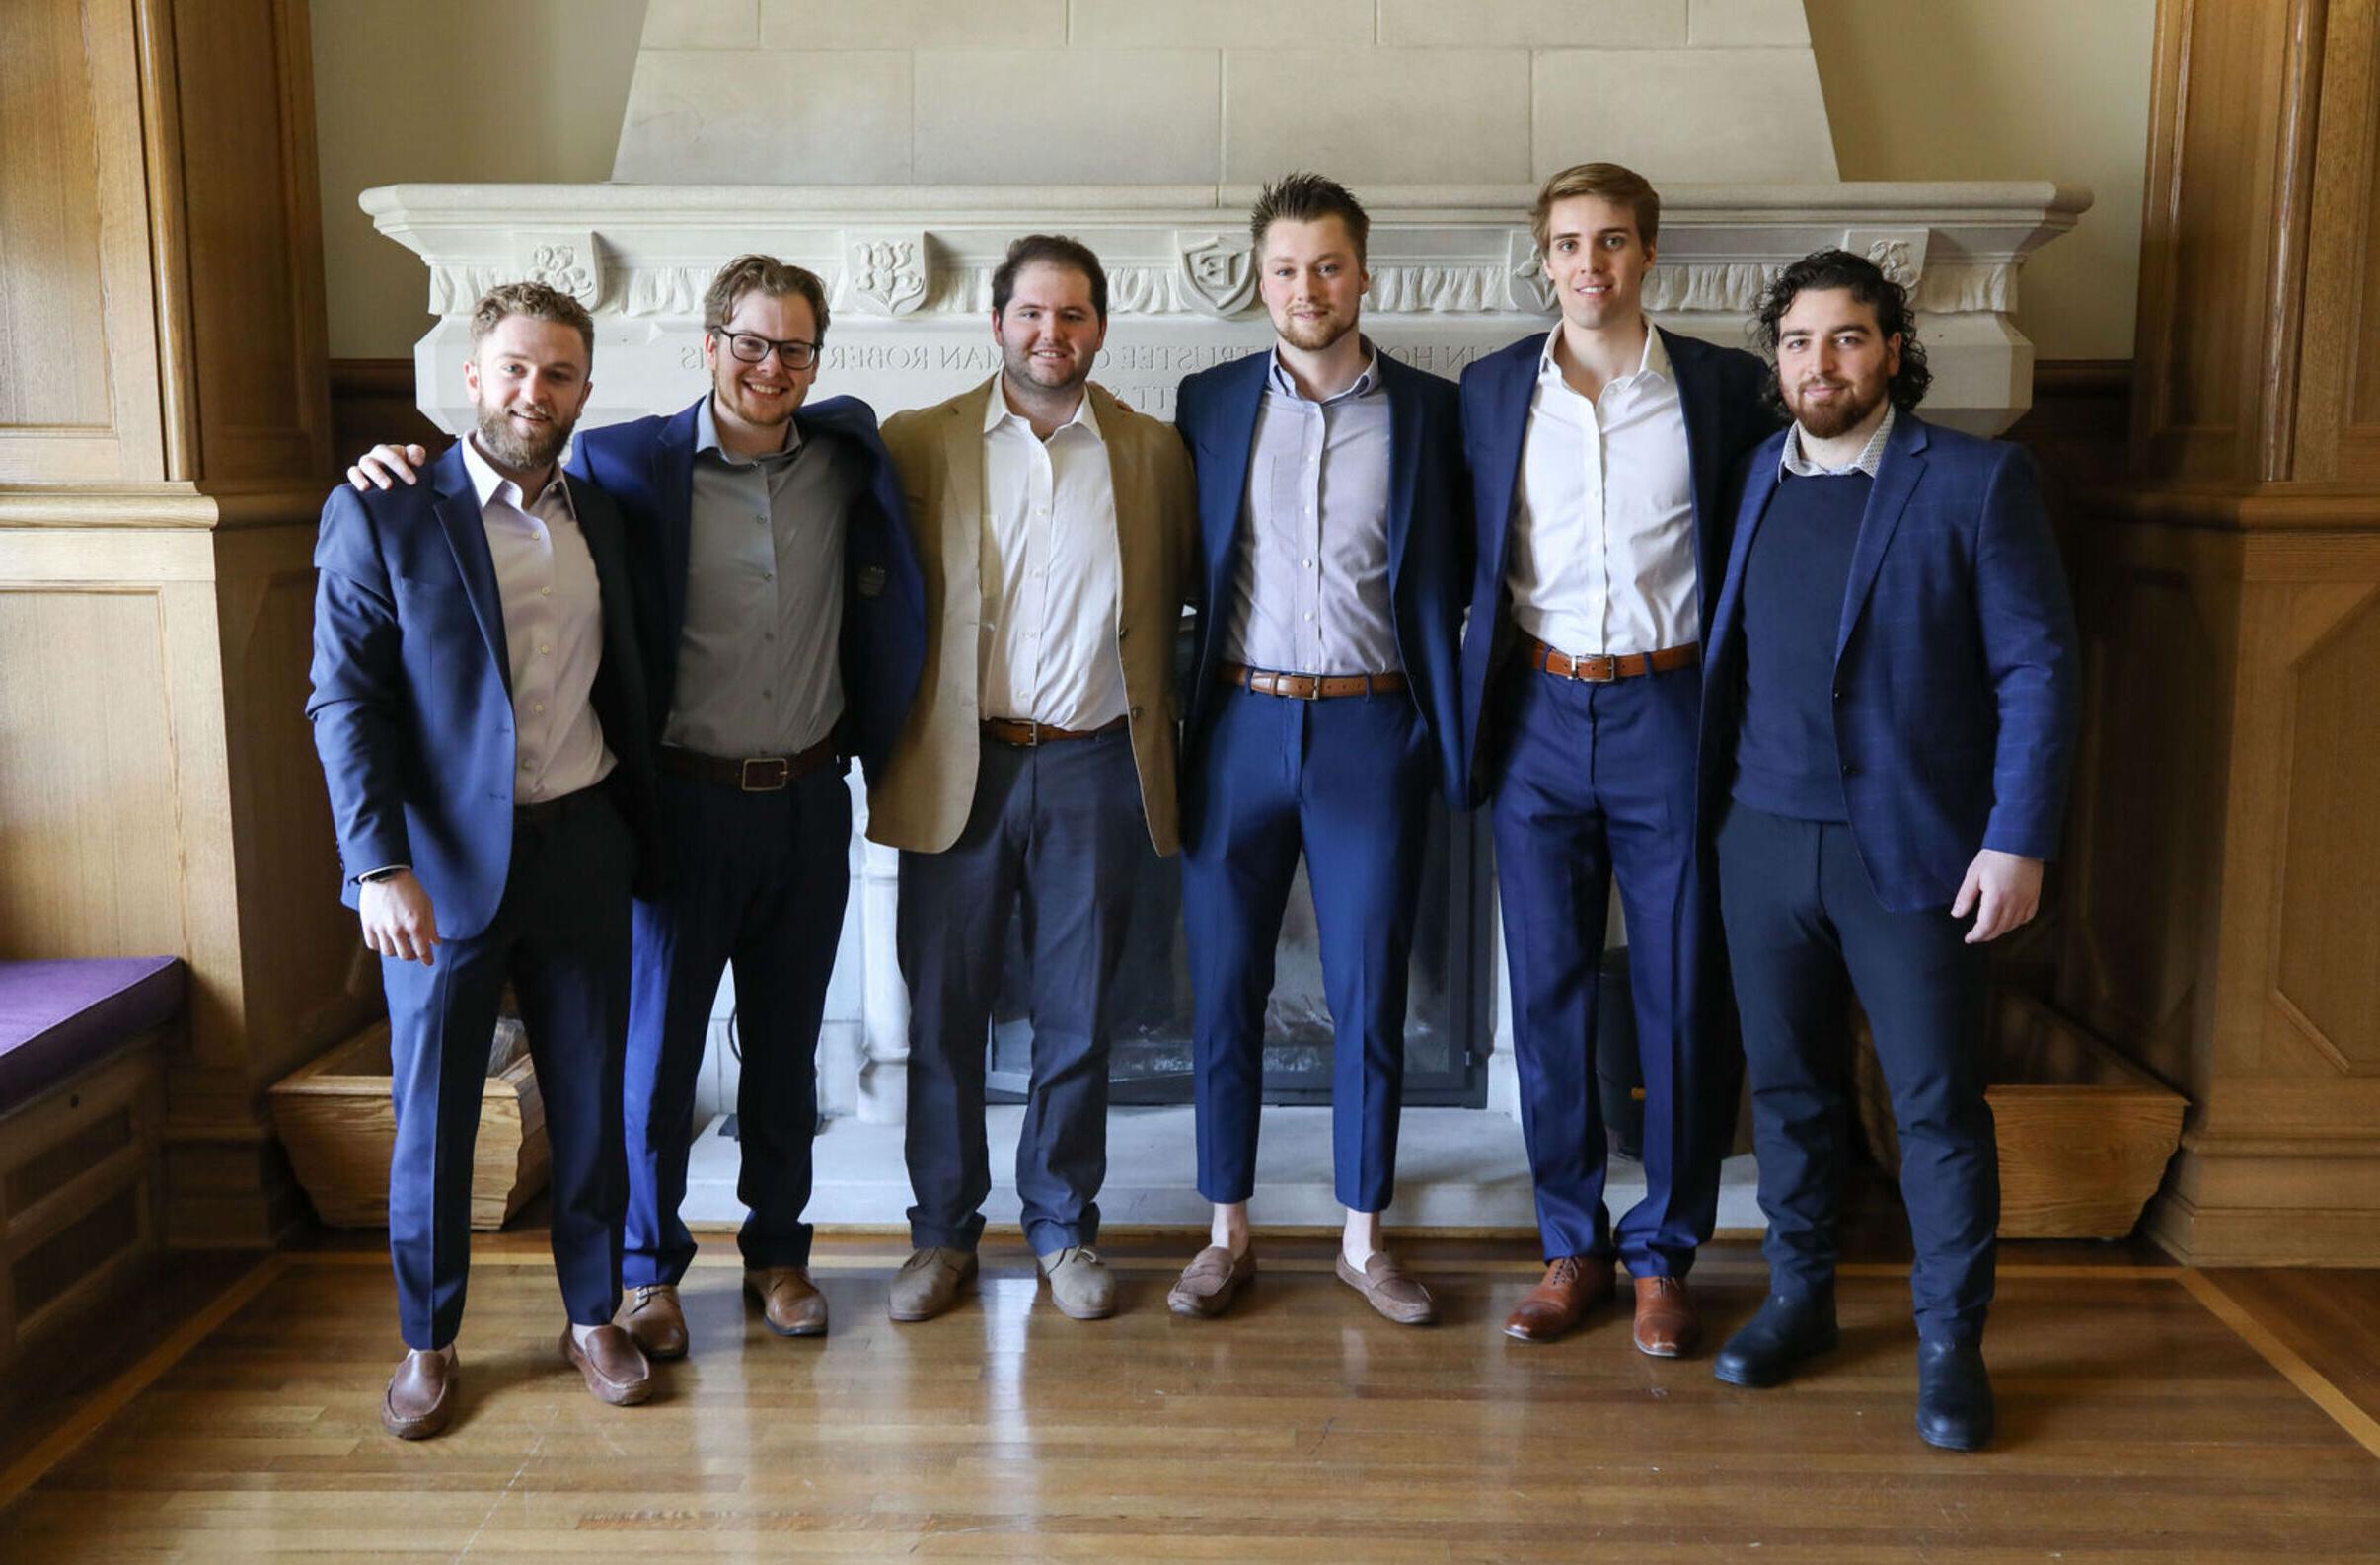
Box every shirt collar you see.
[983,378,1104,442]
[1779,405,1897,480]
[697,393,801,464]
[1535,324,1671,390]
[461,431,576,519]
[1265,341,1383,405]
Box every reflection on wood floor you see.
[2,1232,2375,1562]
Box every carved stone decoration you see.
[514,231,603,309]
[1503,230,1557,315]
[1174,232,1256,318]
[1843,227,1931,291]
[842,231,930,317]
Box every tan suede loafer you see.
[1334,1251,1438,1325]
[381,1345,457,1440]
[888,1246,979,1322]
[1166,1244,1257,1318]
[745,1266,829,1337]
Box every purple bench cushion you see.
[0,957,185,1111]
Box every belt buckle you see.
[1284,672,1320,701]
[1573,653,1617,684]
[740,755,791,791]
[1019,720,1044,747]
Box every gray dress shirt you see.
[1223,347,1400,675]
[662,395,855,758]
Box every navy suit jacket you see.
[1173,348,1472,818]
[1455,325,1776,803]
[568,395,926,785]
[307,443,659,942]
[1698,412,2081,912]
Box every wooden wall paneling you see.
[2291,0,2380,483]
[0,0,166,484]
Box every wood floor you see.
[1,1232,2374,1563]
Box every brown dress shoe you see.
[1631,1274,1701,1358]
[620,1283,689,1360]
[1504,1254,1617,1343]
[1166,1244,1256,1318]
[561,1324,654,1406]
[745,1266,829,1337]
[381,1345,457,1440]
[1334,1251,1438,1325]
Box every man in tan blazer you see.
[870,234,1194,1322]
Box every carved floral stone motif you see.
[842,232,930,316]
[1843,227,1931,290]
[514,232,603,308]
[1503,231,1558,316]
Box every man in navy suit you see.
[1167,174,1470,1325]
[349,256,924,1358]
[1699,249,2078,1451]
[1457,164,1777,1355]
[311,282,662,1437]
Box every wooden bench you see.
[0,957,179,1364]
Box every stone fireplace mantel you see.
[357,176,2088,1129]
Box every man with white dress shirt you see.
[869,235,1195,1322]
[1455,164,1778,1355]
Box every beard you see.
[1787,375,1889,441]
[473,401,573,473]
[1276,307,1358,354]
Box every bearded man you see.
[309,282,662,1434]
[1696,249,2079,1451]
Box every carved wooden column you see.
[2056,0,2380,1263]
[0,0,362,1243]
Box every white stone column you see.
[850,786,909,1125]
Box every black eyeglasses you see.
[717,332,820,371]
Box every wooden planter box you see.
[269,1018,547,1230]
[1855,991,2187,1239]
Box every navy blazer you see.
[1173,348,1472,811]
[1455,325,1776,804]
[568,395,927,785]
[1698,412,2081,913]
[307,443,659,942]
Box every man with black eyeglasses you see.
[346,255,925,1363]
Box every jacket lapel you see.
[1204,354,1268,602]
[1091,385,1145,626]
[1381,355,1420,590]
[1834,413,1929,663]
[430,444,512,694]
[947,380,991,653]
[1660,328,1727,602]
[653,402,700,649]
[1477,337,1539,591]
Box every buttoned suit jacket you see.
[567,395,927,785]
[869,377,1197,856]
[1697,411,2081,912]
[307,442,659,941]
[1171,347,1472,841]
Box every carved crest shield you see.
[1175,232,1256,318]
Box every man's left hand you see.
[1951,849,2044,944]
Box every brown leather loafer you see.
[745,1266,829,1337]
[381,1345,457,1440]
[1631,1274,1701,1358]
[1504,1253,1617,1343]
[620,1283,689,1360]
[1334,1251,1437,1325]
[1166,1244,1256,1318]
[560,1324,654,1406]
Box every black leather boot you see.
[1914,1335,1995,1451]
[1711,1292,1838,1388]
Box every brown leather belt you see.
[1222,663,1409,700]
[981,714,1128,747]
[659,737,836,791]
[1525,635,1700,684]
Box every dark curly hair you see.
[1751,248,1932,421]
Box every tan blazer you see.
[867,377,1196,856]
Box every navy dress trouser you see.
[1714,801,1996,1341]
[1181,687,1432,1215]
[898,728,1147,1256]
[1488,660,1720,1276]
[381,785,635,1350]
[622,766,851,1287]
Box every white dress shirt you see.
[1506,326,1699,657]
[460,434,615,804]
[979,383,1128,728]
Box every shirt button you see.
[533,702,545,713]
[538,643,551,655]
[1832,687,1844,703]
[1302,612,1314,623]
[1130,705,1143,719]
[1302,558,1315,569]
[541,586,552,597]
[520,759,533,771]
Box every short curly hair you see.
[468,281,595,360]
[702,254,832,345]
[1752,248,1933,420]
